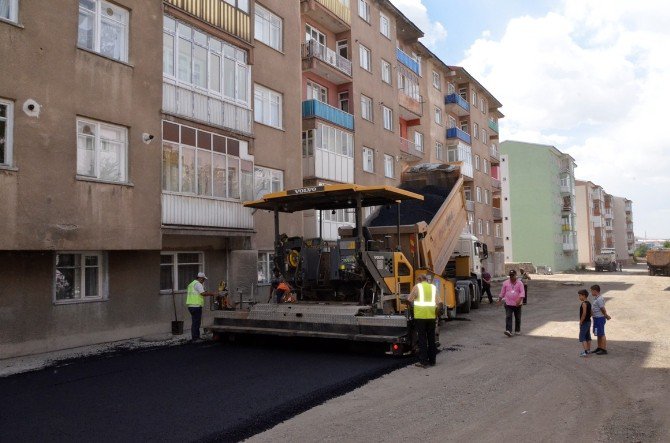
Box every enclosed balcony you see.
[494,237,504,249]
[400,137,424,160]
[162,194,253,230]
[165,0,251,42]
[396,48,420,76]
[488,118,499,137]
[300,0,351,33]
[302,40,352,84]
[302,99,354,130]
[444,93,470,117]
[465,200,475,212]
[492,207,502,221]
[562,242,576,252]
[491,177,501,190]
[489,145,500,163]
[446,127,471,145]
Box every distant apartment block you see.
[499,141,578,272]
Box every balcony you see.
[302,99,354,130]
[465,200,475,212]
[163,82,252,135]
[494,237,504,249]
[398,92,423,118]
[300,0,351,33]
[560,184,572,194]
[446,127,471,145]
[396,48,420,76]
[162,193,253,230]
[491,177,501,190]
[489,145,500,163]
[604,210,613,219]
[562,242,576,252]
[400,137,424,160]
[591,216,602,228]
[488,119,499,137]
[492,207,502,220]
[444,93,470,117]
[562,224,572,232]
[302,40,352,84]
[165,0,251,42]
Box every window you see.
[434,107,442,125]
[473,122,479,139]
[485,221,490,236]
[484,189,491,205]
[78,0,129,62]
[379,12,390,38]
[382,105,393,131]
[361,94,373,121]
[474,154,480,170]
[384,154,394,178]
[163,17,251,106]
[460,120,469,133]
[224,0,249,13]
[359,44,371,71]
[464,186,472,201]
[447,82,455,94]
[337,40,348,58]
[495,223,502,237]
[448,116,456,129]
[432,71,440,89]
[160,252,204,292]
[55,252,105,302]
[358,0,370,22]
[0,99,13,166]
[398,68,420,101]
[467,213,474,233]
[302,123,354,158]
[363,147,374,173]
[255,4,282,51]
[381,59,392,84]
[482,129,487,144]
[257,251,274,285]
[306,80,328,103]
[476,186,482,203]
[254,84,282,128]
[162,121,248,199]
[0,0,18,22]
[471,90,477,105]
[305,24,326,45]
[480,98,486,113]
[254,166,283,200]
[483,159,489,174]
[339,91,349,113]
[414,132,424,152]
[435,141,444,161]
[477,219,483,235]
[76,118,127,183]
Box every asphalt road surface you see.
[0,338,408,442]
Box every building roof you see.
[382,0,423,42]
[447,65,503,109]
[500,140,576,164]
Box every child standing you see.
[590,284,611,355]
[578,289,592,357]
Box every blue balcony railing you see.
[445,93,470,112]
[446,127,471,144]
[488,119,499,133]
[302,99,354,131]
[396,48,420,75]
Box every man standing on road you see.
[186,272,217,343]
[519,268,531,305]
[408,274,442,368]
[498,270,525,336]
[590,284,611,355]
[481,267,493,303]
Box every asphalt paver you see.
[0,339,409,442]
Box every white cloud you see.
[460,0,670,238]
[392,0,447,48]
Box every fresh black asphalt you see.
[0,339,409,442]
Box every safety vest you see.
[413,282,437,319]
[185,280,204,307]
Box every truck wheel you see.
[459,291,472,314]
[610,263,616,272]
[472,287,480,310]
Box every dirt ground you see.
[249,264,670,443]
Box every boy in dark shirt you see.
[578,289,592,357]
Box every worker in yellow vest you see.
[407,274,442,368]
[186,272,217,342]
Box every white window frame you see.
[77,0,129,63]
[361,94,373,121]
[434,106,442,125]
[473,122,479,139]
[379,12,390,38]
[382,105,393,131]
[54,252,107,304]
[447,82,455,94]
[0,99,14,167]
[0,0,19,23]
[495,223,502,238]
[358,0,370,22]
[432,71,440,90]
[76,117,128,183]
[485,221,490,236]
[484,189,491,205]
[477,219,483,235]
[224,0,249,13]
[384,153,394,178]
[483,159,489,174]
[359,43,371,71]
[254,3,282,52]
[254,83,283,129]
[474,154,480,170]
[254,165,284,200]
[160,251,204,293]
[435,141,444,161]
[471,90,477,106]
[448,116,456,129]
[476,186,482,203]
[381,59,392,85]
[363,147,374,173]
[480,98,486,113]
[414,132,424,152]
[257,251,274,285]
[306,80,328,103]
[305,23,326,45]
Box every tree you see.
[663,240,670,249]
[634,244,649,258]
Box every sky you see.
[393,0,670,239]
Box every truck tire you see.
[610,263,617,272]
[472,285,480,309]
[459,289,472,314]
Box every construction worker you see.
[408,274,442,368]
[185,272,217,342]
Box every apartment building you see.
[499,141,578,272]
[575,180,634,265]
[0,0,164,358]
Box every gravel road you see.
[249,264,670,442]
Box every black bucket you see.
[171,320,184,335]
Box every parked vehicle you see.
[647,249,670,276]
[595,248,618,272]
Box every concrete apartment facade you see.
[575,180,634,266]
[1,0,505,357]
[499,141,578,272]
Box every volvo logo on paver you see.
[288,186,324,195]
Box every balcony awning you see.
[244,184,423,213]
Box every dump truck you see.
[205,164,474,354]
[647,249,670,276]
[595,248,618,272]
